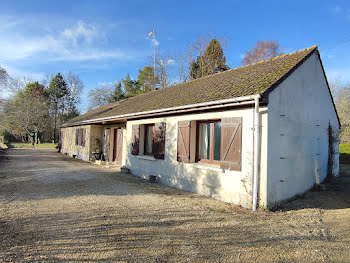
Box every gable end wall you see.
[267,52,340,207]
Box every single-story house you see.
[60,46,340,210]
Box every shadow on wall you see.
[154,124,223,201]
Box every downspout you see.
[253,94,261,211]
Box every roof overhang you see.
[61,94,260,128]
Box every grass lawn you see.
[340,143,350,164]
[7,142,58,149]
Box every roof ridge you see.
[139,45,318,92]
[232,45,318,70]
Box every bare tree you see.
[335,84,350,143]
[87,83,114,110]
[155,51,176,89]
[64,72,83,112]
[242,41,284,65]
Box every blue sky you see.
[1,0,350,112]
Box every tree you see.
[155,53,174,89]
[3,82,49,144]
[335,84,350,143]
[63,72,83,119]
[138,66,159,92]
[87,84,114,110]
[0,66,12,101]
[242,40,284,65]
[109,81,125,102]
[189,38,229,79]
[47,73,68,142]
[123,74,142,97]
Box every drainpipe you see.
[253,94,261,211]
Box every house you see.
[60,46,340,210]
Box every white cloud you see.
[0,16,133,63]
[61,20,101,45]
[1,63,45,81]
[167,59,174,65]
[98,81,117,86]
[152,38,160,46]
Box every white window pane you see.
[199,123,210,159]
[214,122,221,161]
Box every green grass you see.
[7,143,58,149]
[340,143,350,165]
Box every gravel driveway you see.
[0,148,350,262]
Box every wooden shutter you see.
[220,117,242,171]
[76,129,79,145]
[82,129,86,147]
[153,122,166,159]
[131,124,140,155]
[116,129,123,164]
[177,120,191,163]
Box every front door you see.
[113,128,123,164]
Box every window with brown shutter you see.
[153,122,166,159]
[220,117,242,171]
[76,129,79,145]
[76,128,87,147]
[82,129,86,147]
[196,120,221,164]
[131,124,140,155]
[144,124,155,155]
[177,120,191,163]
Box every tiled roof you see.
[66,45,318,125]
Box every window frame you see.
[195,119,221,165]
[75,128,86,147]
[144,124,155,156]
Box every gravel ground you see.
[0,148,350,262]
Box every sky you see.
[1,0,350,112]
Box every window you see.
[197,120,221,164]
[75,128,86,147]
[177,118,242,171]
[131,122,166,159]
[144,124,155,155]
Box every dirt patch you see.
[0,149,349,262]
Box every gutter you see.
[252,94,261,211]
[62,95,260,127]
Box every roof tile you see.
[67,46,317,125]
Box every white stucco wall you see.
[267,52,340,207]
[125,107,268,208]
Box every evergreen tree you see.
[109,81,125,102]
[123,74,142,97]
[189,38,229,79]
[138,66,159,92]
[47,73,68,142]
